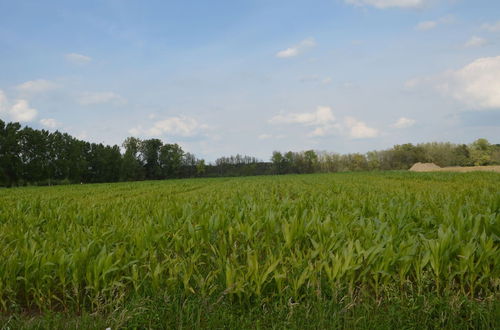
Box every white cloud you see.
[9,100,38,122]
[440,56,500,109]
[40,118,61,129]
[276,38,316,58]
[345,0,427,9]
[345,117,379,138]
[258,133,286,140]
[128,126,142,136]
[131,116,209,138]
[404,78,421,89]
[258,133,272,140]
[269,106,335,126]
[299,75,332,84]
[77,92,127,105]
[269,106,378,139]
[464,36,487,48]
[481,21,500,32]
[415,21,437,31]
[16,79,59,93]
[392,117,416,128]
[309,126,332,137]
[0,90,7,113]
[0,90,38,122]
[415,16,454,31]
[65,53,92,64]
[322,77,333,84]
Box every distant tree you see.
[390,144,426,169]
[181,152,197,177]
[159,143,184,178]
[470,138,491,166]
[452,144,472,166]
[317,152,341,173]
[303,150,318,173]
[103,145,122,182]
[0,120,22,187]
[366,151,381,170]
[491,145,500,165]
[19,127,50,183]
[271,151,284,174]
[196,159,206,176]
[140,139,163,179]
[284,151,294,174]
[121,137,144,181]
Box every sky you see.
[0,0,499,161]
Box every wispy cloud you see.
[130,116,209,138]
[415,21,437,31]
[269,106,335,126]
[269,106,379,139]
[481,21,500,32]
[65,53,92,64]
[299,75,332,84]
[16,79,59,93]
[415,16,454,31]
[77,92,127,106]
[392,117,416,128]
[40,118,61,129]
[464,36,487,48]
[276,38,316,58]
[345,0,428,9]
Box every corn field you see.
[0,172,499,314]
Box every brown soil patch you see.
[437,165,500,173]
[409,162,500,173]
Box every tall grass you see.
[0,172,498,327]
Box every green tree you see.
[140,139,163,179]
[303,150,318,173]
[159,143,184,178]
[121,137,144,181]
[196,159,206,176]
[271,151,284,174]
[0,120,22,187]
[469,138,491,166]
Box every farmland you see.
[1,172,499,328]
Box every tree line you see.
[271,139,500,174]
[1,119,499,187]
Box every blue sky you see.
[1,0,499,161]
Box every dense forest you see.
[1,119,499,187]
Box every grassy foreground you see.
[1,172,499,328]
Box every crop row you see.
[0,172,498,312]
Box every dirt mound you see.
[409,162,441,172]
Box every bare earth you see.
[409,162,500,173]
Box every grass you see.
[0,172,499,328]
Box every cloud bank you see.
[269,106,379,139]
[440,56,500,110]
[129,116,209,138]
